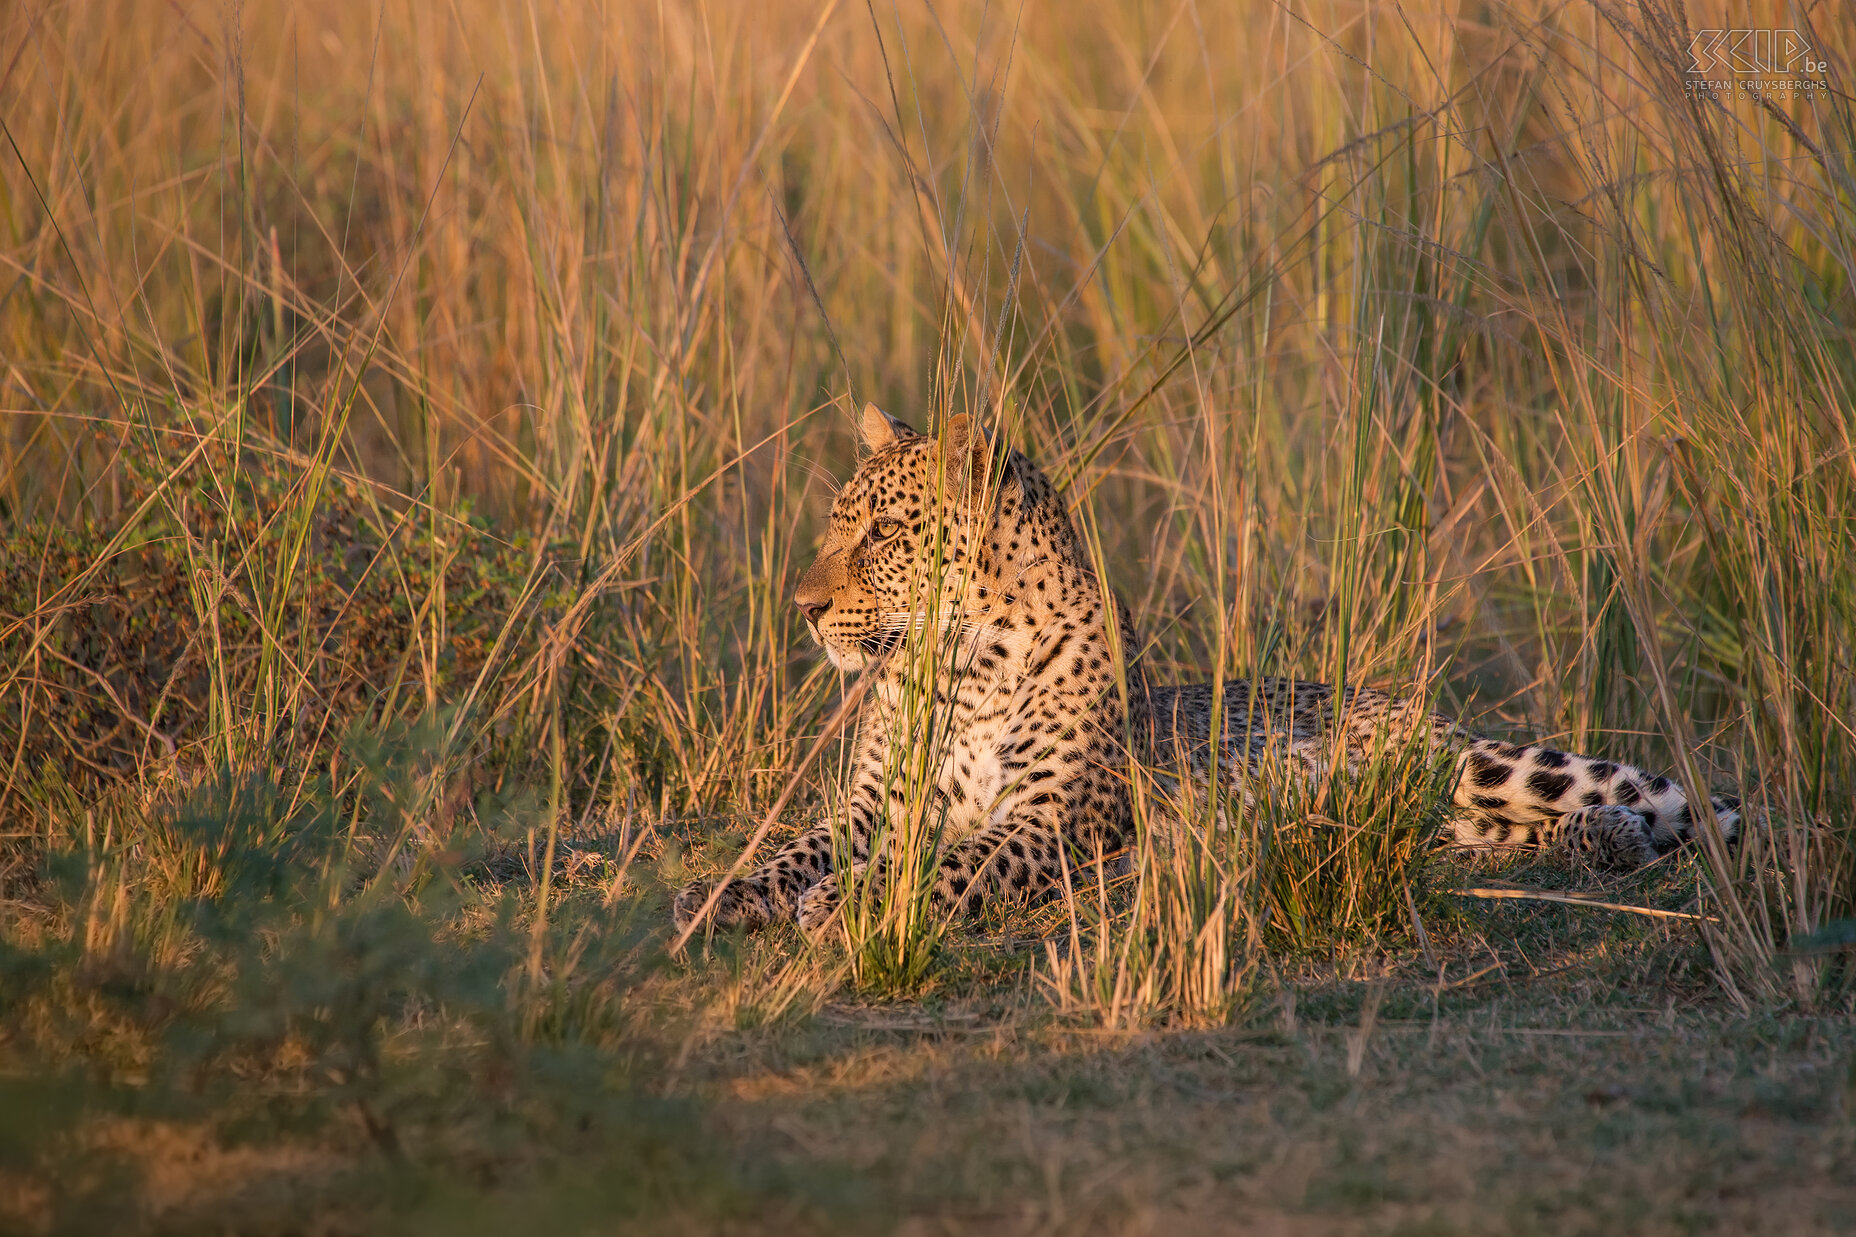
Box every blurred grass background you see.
[3,0,1855,1228]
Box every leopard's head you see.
[793,405,1078,671]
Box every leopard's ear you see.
[940,413,992,497]
[859,402,918,451]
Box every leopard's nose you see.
[798,597,830,624]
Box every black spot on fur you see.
[1526,770,1576,803]
[1533,748,1568,768]
[1468,754,1513,788]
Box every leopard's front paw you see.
[672,878,771,932]
[796,872,845,934]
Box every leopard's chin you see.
[820,643,866,671]
[813,629,871,672]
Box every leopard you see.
[671,405,1741,935]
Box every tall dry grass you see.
[3,0,1854,1015]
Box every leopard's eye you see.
[871,517,903,542]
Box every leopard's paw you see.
[796,872,845,934]
[1552,804,1659,869]
[671,878,770,932]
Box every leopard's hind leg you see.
[1450,738,1741,869]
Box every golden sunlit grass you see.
[3,0,1855,1230]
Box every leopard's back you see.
[1139,676,1465,769]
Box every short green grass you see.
[4,0,1856,1231]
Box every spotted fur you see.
[671,408,1740,933]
